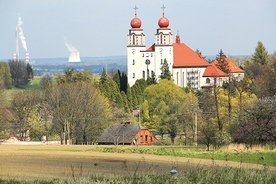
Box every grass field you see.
[0,145,275,183]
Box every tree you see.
[244,41,269,81]
[40,74,53,90]
[8,60,29,86]
[255,52,276,98]
[215,49,230,74]
[26,63,34,79]
[143,80,193,144]
[11,90,49,141]
[252,41,269,65]
[49,82,111,144]
[0,62,12,89]
[234,96,276,145]
[159,58,172,80]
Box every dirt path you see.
[0,145,274,180]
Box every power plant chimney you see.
[26,51,30,63]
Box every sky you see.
[0,0,275,60]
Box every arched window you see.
[206,78,210,84]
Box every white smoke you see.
[64,37,78,52]
[16,17,28,51]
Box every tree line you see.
[0,41,275,149]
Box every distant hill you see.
[29,56,127,76]
[1,55,249,76]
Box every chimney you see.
[26,51,30,63]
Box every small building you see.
[97,122,157,145]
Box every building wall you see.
[133,129,157,145]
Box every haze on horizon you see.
[0,0,275,60]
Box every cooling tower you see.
[68,51,81,62]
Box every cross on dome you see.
[158,5,169,28]
[161,4,166,17]
[130,5,142,28]
[134,5,138,17]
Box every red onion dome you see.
[158,17,169,28]
[130,17,142,28]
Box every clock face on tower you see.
[159,48,163,54]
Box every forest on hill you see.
[0,41,275,150]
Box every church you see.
[127,6,244,89]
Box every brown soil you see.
[0,145,274,180]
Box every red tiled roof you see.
[203,65,227,77]
[141,44,155,52]
[212,58,244,73]
[173,42,210,67]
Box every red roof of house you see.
[173,41,210,68]
[203,65,227,77]
[212,58,244,73]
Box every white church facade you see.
[127,7,244,89]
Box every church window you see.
[206,78,210,84]
[151,53,153,57]
[132,59,135,65]
[142,53,144,57]
[132,35,135,45]
[133,73,135,78]
[146,53,149,57]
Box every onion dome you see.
[158,16,169,28]
[130,17,142,28]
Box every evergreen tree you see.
[146,71,157,85]
[215,49,230,74]
[113,71,120,90]
[252,41,269,65]
[159,58,172,80]
[100,68,107,84]
[0,62,12,89]
[26,63,34,79]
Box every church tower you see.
[154,5,173,79]
[127,6,146,86]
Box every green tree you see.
[252,41,269,65]
[255,52,276,98]
[8,60,29,86]
[11,90,48,141]
[159,58,172,80]
[0,62,12,89]
[143,80,191,144]
[49,82,111,144]
[26,63,34,79]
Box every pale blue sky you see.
[0,0,275,59]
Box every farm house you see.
[97,122,157,145]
